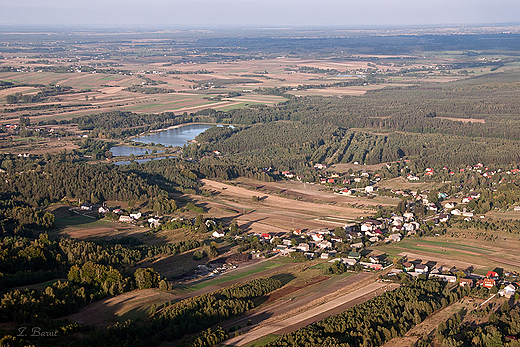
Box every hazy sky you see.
[1,0,519,28]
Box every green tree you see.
[134,268,160,289]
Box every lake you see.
[110,146,164,157]
[132,123,215,147]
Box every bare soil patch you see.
[438,116,486,123]
[265,276,329,303]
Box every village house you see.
[281,247,297,256]
[351,242,364,249]
[462,197,473,204]
[487,271,500,280]
[392,217,404,226]
[444,202,456,209]
[348,251,361,260]
[403,212,415,221]
[387,233,402,242]
[392,225,404,233]
[360,262,383,271]
[275,245,288,252]
[403,262,414,272]
[459,278,474,287]
[414,264,429,274]
[365,229,383,237]
[317,240,333,249]
[429,273,457,282]
[293,229,302,235]
[98,206,109,214]
[368,236,379,243]
[347,231,363,240]
[211,229,224,238]
[427,203,438,212]
[297,243,310,252]
[148,217,161,228]
[439,213,450,223]
[331,237,343,243]
[130,212,142,220]
[480,278,496,289]
[80,203,92,211]
[361,219,382,232]
[119,215,133,223]
[498,284,516,298]
[311,233,324,242]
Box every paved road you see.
[224,281,389,346]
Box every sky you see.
[0,0,519,29]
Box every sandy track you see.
[224,281,389,346]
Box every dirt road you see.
[224,281,390,346]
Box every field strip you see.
[223,281,387,346]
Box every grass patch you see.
[53,215,114,233]
[416,239,493,254]
[242,334,280,347]
[182,260,284,292]
[15,278,67,291]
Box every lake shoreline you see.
[127,122,219,141]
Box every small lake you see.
[336,74,366,78]
[110,146,164,157]
[132,123,215,147]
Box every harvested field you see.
[287,85,386,96]
[0,86,40,98]
[68,288,179,327]
[376,176,438,191]
[327,162,388,173]
[235,177,397,207]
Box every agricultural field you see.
[3,26,520,347]
[376,232,520,274]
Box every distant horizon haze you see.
[0,0,519,29]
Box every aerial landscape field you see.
[2,2,520,346]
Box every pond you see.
[132,123,215,147]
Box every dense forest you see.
[180,70,520,171]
